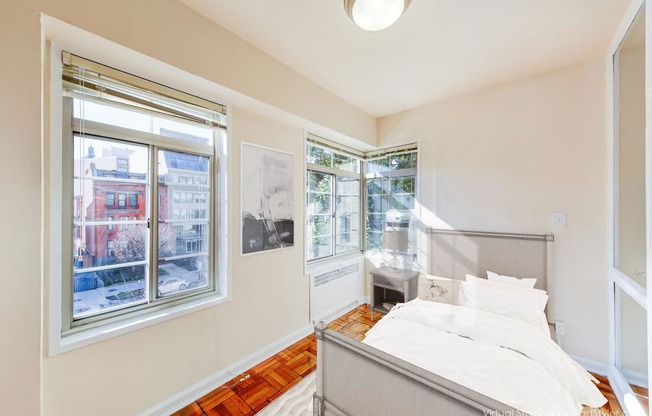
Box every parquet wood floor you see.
[173,305,638,416]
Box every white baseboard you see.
[622,368,649,389]
[569,354,609,376]
[312,296,365,326]
[138,324,314,416]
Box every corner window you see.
[365,151,417,250]
[306,142,361,261]
[61,52,227,331]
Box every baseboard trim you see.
[138,324,314,416]
[569,354,609,376]
[312,297,365,326]
[622,368,649,389]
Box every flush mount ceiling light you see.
[344,0,412,31]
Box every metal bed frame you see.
[313,228,554,416]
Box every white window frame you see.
[606,2,651,414]
[44,39,230,356]
[306,142,363,263]
[364,150,418,252]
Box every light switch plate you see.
[552,212,566,228]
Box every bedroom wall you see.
[0,0,373,415]
[378,59,610,364]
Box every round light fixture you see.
[344,0,412,31]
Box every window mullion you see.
[149,145,159,303]
[332,174,337,256]
[62,96,75,332]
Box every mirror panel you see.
[616,287,649,410]
[615,5,647,286]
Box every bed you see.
[313,229,607,416]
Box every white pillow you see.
[418,274,461,305]
[486,270,537,289]
[536,312,552,338]
[462,275,548,329]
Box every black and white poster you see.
[241,142,294,255]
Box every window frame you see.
[364,150,418,252]
[306,142,363,263]
[63,114,219,331]
[45,44,231,355]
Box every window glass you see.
[61,53,226,335]
[73,99,214,146]
[156,149,211,297]
[69,105,217,322]
[305,143,366,261]
[365,151,417,251]
[72,135,150,319]
[333,153,359,173]
[307,171,333,260]
[336,177,360,255]
[307,145,333,168]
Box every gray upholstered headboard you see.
[427,228,555,322]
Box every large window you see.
[306,144,361,261]
[365,151,417,250]
[62,52,227,330]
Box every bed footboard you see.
[314,323,521,416]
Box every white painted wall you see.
[378,60,610,363]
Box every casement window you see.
[365,149,418,251]
[306,139,362,261]
[61,52,227,332]
[305,136,418,261]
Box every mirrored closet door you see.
[613,3,649,413]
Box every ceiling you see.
[180,0,630,117]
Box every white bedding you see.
[362,299,606,415]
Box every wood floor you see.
[173,305,634,416]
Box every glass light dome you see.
[344,0,412,32]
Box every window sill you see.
[50,293,229,356]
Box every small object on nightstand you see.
[382,301,397,311]
[370,266,419,320]
[383,230,409,270]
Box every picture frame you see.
[241,142,295,255]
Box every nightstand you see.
[370,266,419,320]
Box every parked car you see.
[157,277,188,296]
[73,272,104,292]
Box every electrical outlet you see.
[552,212,567,228]
[555,320,566,336]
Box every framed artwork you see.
[241,142,294,255]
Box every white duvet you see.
[362,299,606,415]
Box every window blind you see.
[306,133,416,160]
[62,51,227,130]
